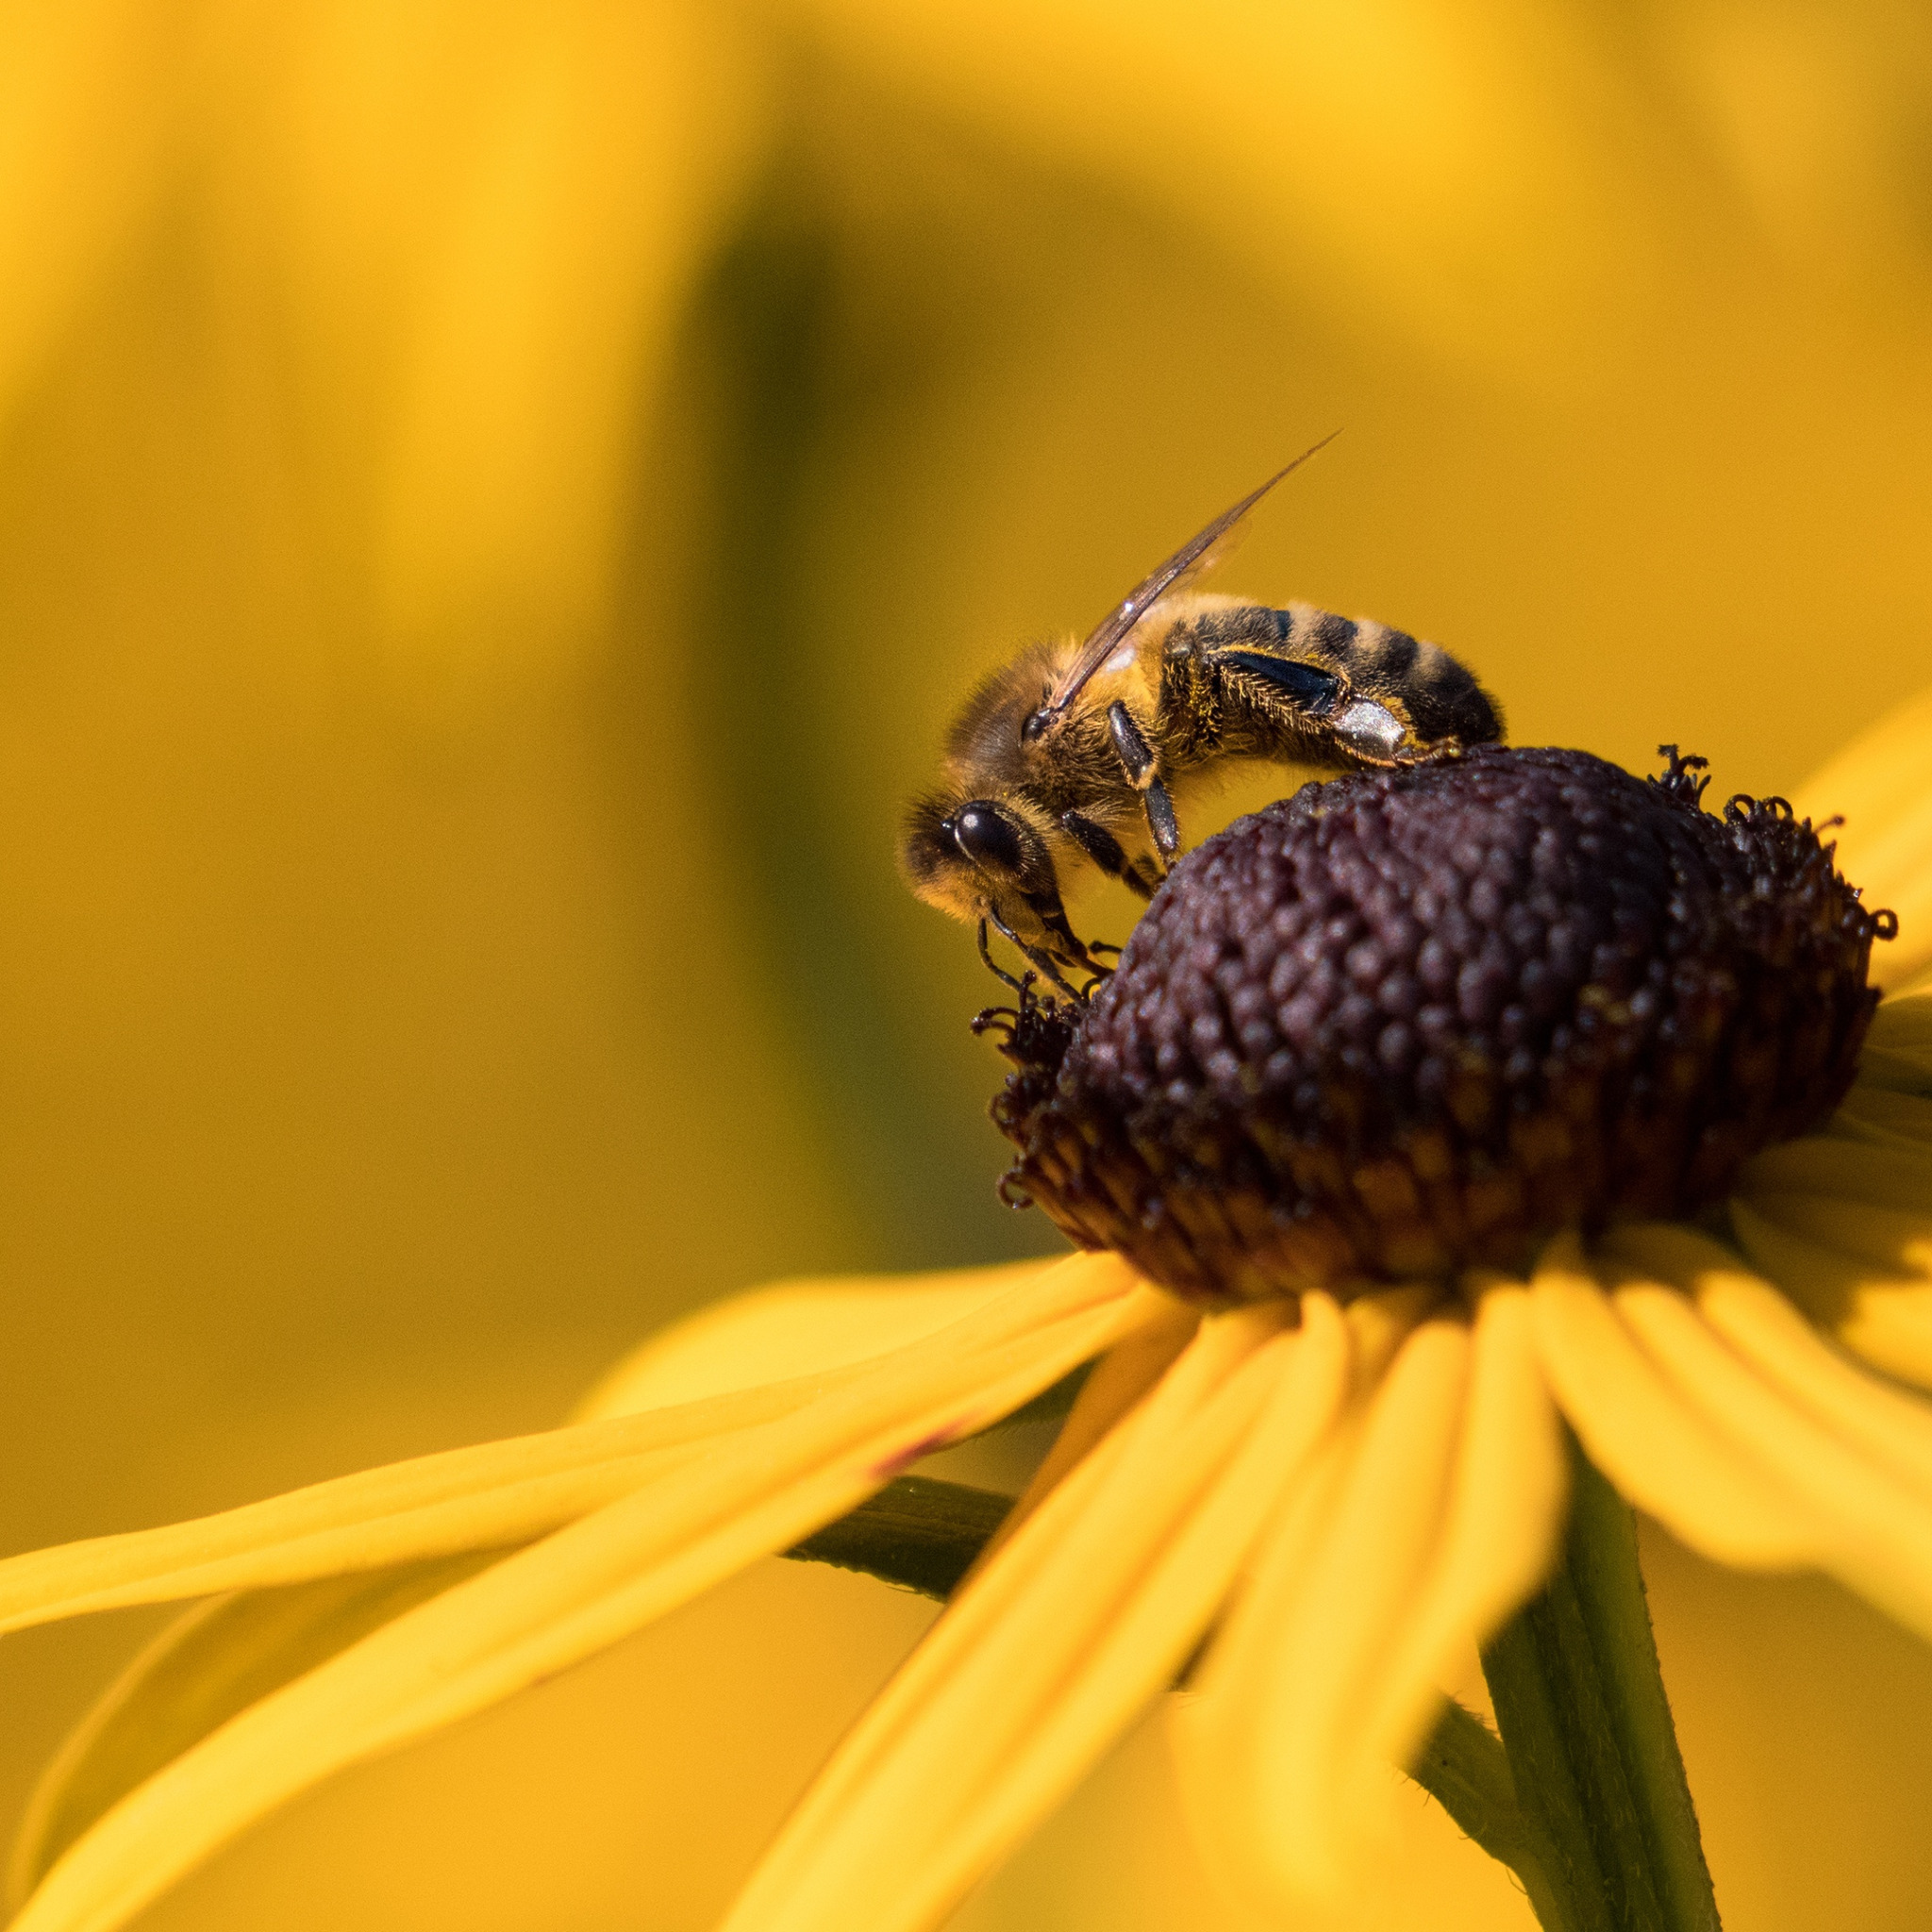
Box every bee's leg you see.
[1208,647,1342,716]
[975,918,1026,992]
[1141,783,1180,872]
[1027,894,1105,981]
[1059,810,1156,903]
[1105,701,1181,873]
[1203,648,1410,766]
[987,907,1084,999]
[1330,695,1409,763]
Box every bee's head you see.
[899,792,1052,921]
[899,791,1091,969]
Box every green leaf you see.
[782,1476,1013,1600]
[1411,1699,1574,1932]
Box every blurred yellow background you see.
[1,2,1930,1926]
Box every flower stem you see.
[1476,1439,1722,1932]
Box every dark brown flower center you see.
[977,746,1894,1307]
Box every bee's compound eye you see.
[949,801,1027,875]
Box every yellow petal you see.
[959,1295,1201,1578]
[1173,1424,1355,1916]
[1604,1274,1932,1640]
[11,1552,500,1904]
[1856,991,1932,1096]
[1745,1195,1932,1281]
[1729,1197,1932,1388]
[1738,1137,1932,1224]
[1364,1283,1569,1770]
[1591,1214,1932,1641]
[0,1424,692,1632]
[1529,1241,1814,1567]
[1606,1223,1932,1500]
[572,1259,1057,1420]
[1827,1084,1932,1153]
[720,1297,1352,1932]
[1246,1322,1470,1896]
[1794,688,1932,991]
[0,1255,1134,1630]
[12,1262,1152,1932]
[1177,1291,1472,1907]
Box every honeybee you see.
[901,443,1505,991]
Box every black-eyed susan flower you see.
[0,696,1928,1932]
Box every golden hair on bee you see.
[901,443,1505,991]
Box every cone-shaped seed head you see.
[983,746,1891,1307]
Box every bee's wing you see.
[1039,431,1339,723]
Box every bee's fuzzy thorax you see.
[906,463,1516,981]
[979,745,1892,1307]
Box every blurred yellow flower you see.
[0,691,1924,1932]
[5,3,1932,1929]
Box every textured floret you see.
[980,746,1892,1306]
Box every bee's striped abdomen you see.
[1276,601,1501,748]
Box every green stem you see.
[1479,1440,1722,1932]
